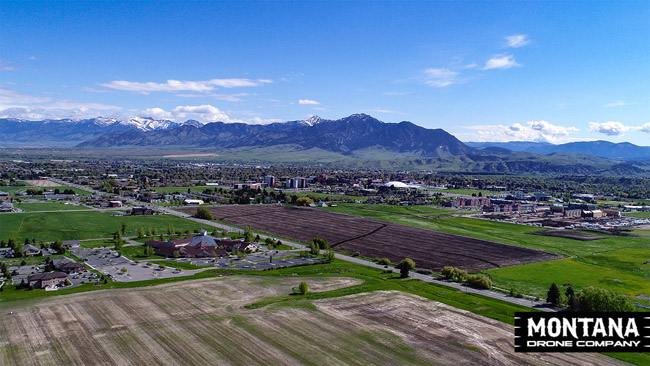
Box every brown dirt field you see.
[23,179,60,187]
[162,153,220,158]
[0,277,620,366]
[181,205,561,271]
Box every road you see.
[50,178,556,311]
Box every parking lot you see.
[70,246,325,282]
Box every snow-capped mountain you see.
[119,117,183,131]
[299,115,324,126]
[0,116,204,147]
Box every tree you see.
[566,287,578,311]
[51,239,65,254]
[312,237,328,249]
[147,227,152,237]
[243,226,254,242]
[255,234,261,242]
[265,237,276,248]
[153,227,158,236]
[324,249,335,262]
[465,274,492,289]
[195,207,214,220]
[121,222,127,235]
[295,197,314,206]
[114,231,124,250]
[137,227,145,239]
[310,242,320,256]
[396,258,416,278]
[546,283,560,307]
[298,281,308,295]
[159,233,166,241]
[167,223,174,235]
[578,287,635,312]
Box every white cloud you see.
[371,108,396,114]
[0,60,15,71]
[589,121,650,136]
[506,34,530,48]
[483,55,520,70]
[140,104,230,122]
[298,99,320,105]
[239,117,283,125]
[0,87,52,104]
[28,56,38,61]
[602,100,629,108]
[175,92,249,101]
[641,122,650,133]
[423,68,458,87]
[0,102,122,120]
[465,120,579,143]
[98,78,272,94]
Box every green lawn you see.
[14,202,89,212]
[321,202,475,219]
[80,239,115,248]
[0,211,206,242]
[624,211,650,218]
[0,186,92,196]
[118,245,165,260]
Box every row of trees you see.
[546,283,635,312]
[440,266,493,289]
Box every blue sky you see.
[1,1,649,145]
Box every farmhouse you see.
[28,272,67,289]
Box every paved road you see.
[51,178,556,312]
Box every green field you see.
[0,185,92,196]
[624,211,650,218]
[149,185,220,194]
[0,211,205,242]
[321,203,475,219]
[14,202,88,212]
[321,203,650,299]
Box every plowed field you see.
[0,277,619,366]
[182,205,560,271]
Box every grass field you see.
[321,203,650,299]
[321,203,474,218]
[0,185,92,196]
[14,202,88,212]
[624,211,650,218]
[0,211,205,242]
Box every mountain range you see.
[1,114,649,175]
[466,141,650,161]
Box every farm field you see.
[321,203,644,257]
[0,211,204,242]
[319,204,650,300]
[14,202,88,212]
[0,275,622,366]
[0,185,91,196]
[180,205,560,271]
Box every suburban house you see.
[145,230,257,258]
[28,272,68,289]
[50,257,87,274]
[23,244,42,256]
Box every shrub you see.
[377,258,391,266]
[465,274,492,289]
[440,266,468,282]
[298,281,308,295]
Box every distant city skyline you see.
[1,1,648,145]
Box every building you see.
[264,176,277,187]
[28,272,67,289]
[443,198,490,208]
[147,230,256,258]
[108,200,123,208]
[131,207,154,215]
[183,199,204,205]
